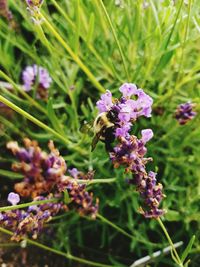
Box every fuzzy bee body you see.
[92,110,118,151]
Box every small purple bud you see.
[119,83,138,98]
[141,129,153,144]
[7,192,20,205]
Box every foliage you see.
[0,0,199,266]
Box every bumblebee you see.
[91,109,118,152]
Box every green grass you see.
[0,0,200,266]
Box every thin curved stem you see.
[0,227,113,267]
[76,178,116,185]
[0,198,57,212]
[0,95,70,146]
[97,213,134,240]
[0,70,46,114]
[98,0,130,81]
[157,218,183,266]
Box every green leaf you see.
[155,50,174,75]
[26,129,53,141]
[63,190,71,204]
[47,98,65,136]
[181,235,195,263]
[86,13,95,44]
[184,259,191,267]
[0,169,23,179]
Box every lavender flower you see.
[7,138,67,198]
[7,139,99,219]
[141,129,153,144]
[110,133,153,173]
[96,83,153,140]
[96,90,113,112]
[25,0,44,24]
[7,192,20,205]
[96,84,165,218]
[175,102,196,125]
[119,83,138,98]
[68,168,80,179]
[22,65,52,99]
[59,176,99,219]
[0,194,66,241]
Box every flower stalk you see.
[157,218,183,267]
[0,227,113,267]
[0,95,70,147]
[0,198,57,212]
[0,70,46,114]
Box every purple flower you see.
[7,139,98,220]
[135,89,153,118]
[141,129,153,144]
[95,83,164,218]
[1,194,67,241]
[68,168,79,179]
[7,192,20,205]
[95,84,154,150]
[119,83,138,98]
[175,102,196,125]
[96,90,113,113]
[110,134,165,218]
[115,125,131,138]
[22,65,52,99]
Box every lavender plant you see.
[1,138,98,241]
[175,102,196,125]
[96,84,165,218]
[0,0,199,266]
[22,65,52,99]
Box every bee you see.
[91,109,119,152]
[80,107,119,152]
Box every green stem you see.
[163,0,184,50]
[0,169,23,179]
[76,178,116,185]
[0,198,57,212]
[0,227,113,267]
[154,0,184,75]
[0,95,87,155]
[97,213,133,240]
[98,0,129,81]
[0,70,46,114]
[0,95,70,146]
[39,12,105,93]
[157,218,183,266]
